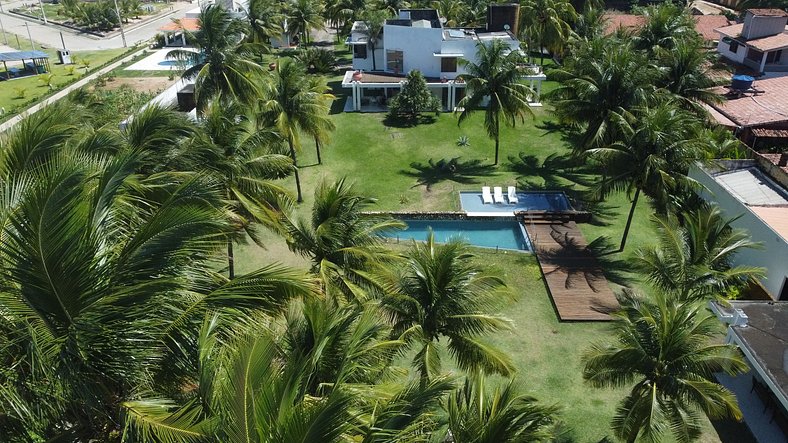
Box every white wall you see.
[717,39,746,64]
[742,14,787,39]
[383,24,443,76]
[690,165,788,299]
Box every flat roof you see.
[160,18,200,32]
[0,50,49,62]
[730,301,788,408]
[709,75,788,127]
[714,167,788,206]
[747,8,788,17]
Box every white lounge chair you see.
[508,186,518,204]
[493,187,505,204]
[482,186,494,204]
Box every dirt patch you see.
[102,77,177,94]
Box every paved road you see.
[0,0,196,50]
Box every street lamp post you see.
[25,22,34,50]
[0,11,8,45]
[37,0,48,24]
[113,0,127,48]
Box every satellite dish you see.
[504,24,510,31]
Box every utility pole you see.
[113,0,127,48]
[25,22,34,50]
[0,0,7,45]
[37,0,47,24]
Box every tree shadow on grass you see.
[382,114,437,128]
[400,157,496,190]
[327,80,349,115]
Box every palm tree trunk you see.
[288,138,304,203]
[370,43,376,71]
[493,117,500,165]
[315,137,322,164]
[540,36,545,66]
[619,188,641,252]
[227,239,235,279]
[494,136,500,166]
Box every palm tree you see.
[374,0,408,16]
[432,0,465,27]
[187,101,295,278]
[259,58,334,202]
[588,101,706,251]
[281,178,404,302]
[287,0,324,44]
[382,232,514,385]
[445,374,560,443]
[519,0,577,64]
[457,39,535,166]
[359,8,389,71]
[547,38,656,149]
[656,39,723,114]
[583,291,747,443]
[246,0,286,45]
[168,4,264,112]
[634,206,764,302]
[632,3,698,53]
[305,75,336,164]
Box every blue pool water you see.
[459,191,570,214]
[384,219,530,251]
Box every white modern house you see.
[689,157,788,300]
[715,8,788,73]
[342,6,546,112]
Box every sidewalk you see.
[0,46,148,133]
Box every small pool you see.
[384,219,530,251]
[459,191,570,215]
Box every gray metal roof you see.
[0,51,50,62]
[714,167,788,206]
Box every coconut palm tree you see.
[547,38,656,149]
[382,232,514,385]
[432,0,466,27]
[281,178,404,302]
[168,4,264,113]
[634,206,764,302]
[359,8,389,71]
[519,0,577,64]
[457,39,535,166]
[632,3,698,54]
[445,374,560,443]
[246,0,286,45]
[287,0,325,44]
[259,58,334,202]
[656,38,723,114]
[586,100,704,251]
[187,101,295,278]
[583,290,747,443]
[305,75,336,164]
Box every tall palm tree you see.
[287,0,325,44]
[432,0,466,27]
[305,75,336,164]
[281,178,404,302]
[187,101,295,278]
[583,290,747,443]
[634,206,764,302]
[246,0,286,46]
[457,39,535,166]
[445,374,560,443]
[547,38,656,149]
[359,8,389,71]
[632,3,698,54]
[586,100,704,251]
[259,58,334,202]
[656,39,723,114]
[519,0,577,64]
[382,233,514,385]
[169,4,264,112]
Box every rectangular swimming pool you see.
[383,219,530,251]
[459,191,570,214]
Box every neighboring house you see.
[342,6,546,112]
[715,9,788,73]
[603,13,733,44]
[704,75,788,147]
[710,300,788,442]
[689,157,788,300]
[119,79,197,130]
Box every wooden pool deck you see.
[524,221,619,321]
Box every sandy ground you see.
[103,77,178,93]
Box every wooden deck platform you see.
[525,221,619,321]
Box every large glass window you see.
[386,50,403,73]
[766,50,783,64]
[441,57,457,73]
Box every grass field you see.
[0,35,131,119]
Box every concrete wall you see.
[383,24,443,76]
[717,39,746,64]
[742,13,788,39]
[690,165,788,299]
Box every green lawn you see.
[0,36,131,120]
[224,76,731,442]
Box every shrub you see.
[65,65,76,76]
[456,135,470,147]
[38,73,56,90]
[296,47,337,74]
[387,70,441,121]
[13,87,27,99]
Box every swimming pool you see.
[384,219,530,251]
[459,191,570,215]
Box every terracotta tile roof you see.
[716,23,744,37]
[709,75,788,127]
[694,15,734,41]
[159,18,200,32]
[703,103,737,127]
[602,14,645,35]
[758,152,788,173]
[750,206,788,240]
[748,32,788,51]
[747,8,788,17]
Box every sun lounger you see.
[508,186,518,204]
[482,186,493,204]
[493,187,505,204]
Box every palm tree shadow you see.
[326,80,348,115]
[383,114,437,128]
[400,157,496,190]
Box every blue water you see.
[459,191,570,213]
[384,219,530,251]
